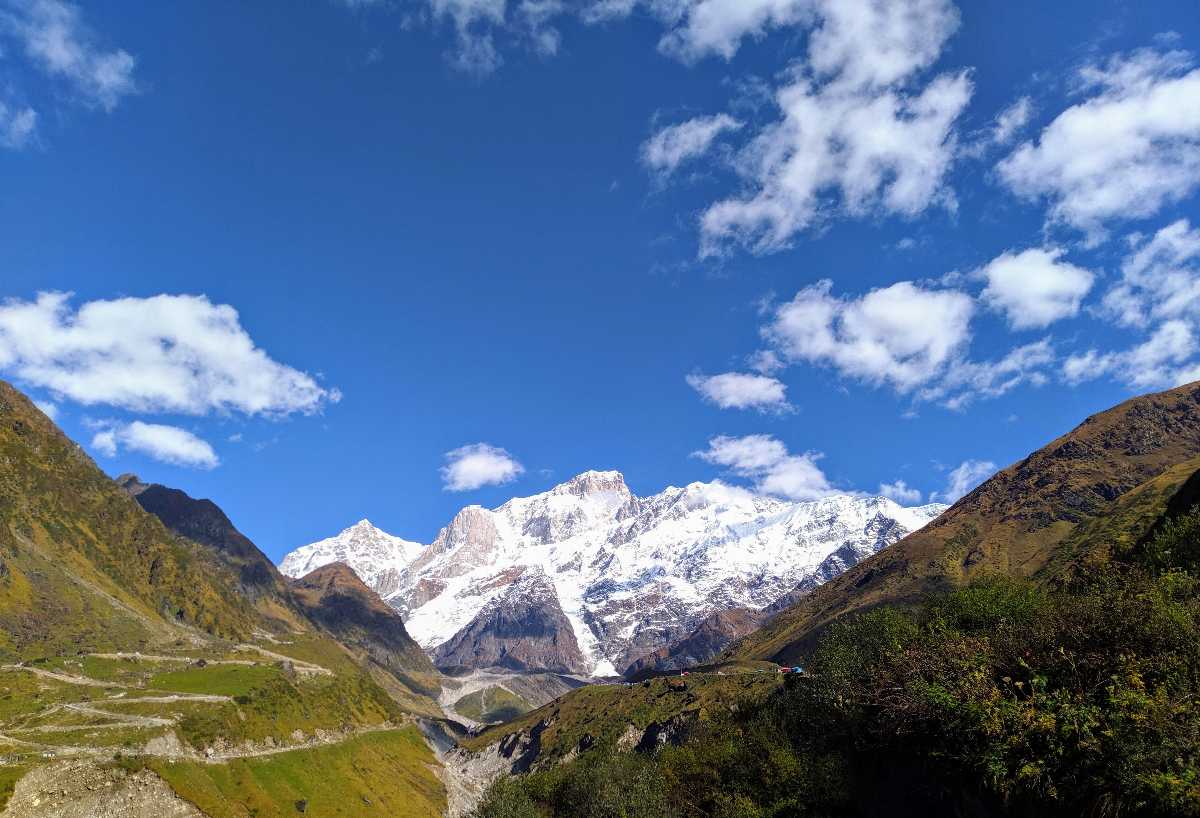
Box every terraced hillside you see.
[0,380,446,815]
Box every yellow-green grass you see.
[148,727,445,818]
[463,674,780,764]
[453,686,531,724]
[149,664,279,697]
[0,764,34,812]
[34,725,163,749]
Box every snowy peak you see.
[279,471,949,677]
[554,470,630,499]
[279,519,424,593]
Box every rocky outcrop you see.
[0,760,204,818]
[624,607,766,675]
[432,570,588,674]
[290,562,437,680]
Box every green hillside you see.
[734,380,1200,664]
[472,467,1200,817]
[0,380,445,815]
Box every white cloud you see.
[519,0,565,56]
[932,458,995,503]
[686,371,791,411]
[33,399,58,420]
[1,0,137,111]
[1063,320,1200,391]
[0,100,37,148]
[441,442,524,491]
[927,339,1054,410]
[0,292,339,417]
[998,48,1200,242]
[762,279,974,392]
[694,0,969,256]
[978,247,1095,329]
[879,479,921,504]
[91,421,219,469]
[693,433,835,500]
[701,68,970,257]
[654,0,810,63]
[1104,219,1200,328]
[991,95,1032,145]
[641,113,742,176]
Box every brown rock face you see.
[290,563,436,680]
[432,570,588,675]
[624,608,766,675]
[735,380,1200,664]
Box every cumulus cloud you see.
[932,458,995,503]
[925,339,1054,411]
[1,0,137,111]
[1104,219,1200,328]
[998,48,1200,242]
[0,292,339,417]
[641,113,742,176]
[879,479,921,504]
[686,371,791,412]
[441,442,524,491]
[693,433,834,500]
[689,0,969,256]
[1063,320,1200,391]
[991,96,1033,145]
[978,247,1095,329]
[761,279,974,392]
[91,421,219,469]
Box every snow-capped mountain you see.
[279,519,423,598]
[279,472,945,677]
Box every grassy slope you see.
[454,685,532,723]
[736,381,1200,664]
[0,382,258,659]
[147,727,445,818]
[464,673,780,765]
[0,380,447,812]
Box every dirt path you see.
[0,665,126,689]
[232,644,331,676]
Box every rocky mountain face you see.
[735,379,1200,665]
[282,471,945,676]
[290,562,438,684]
[432,570,589,675]
[280,519,423,599]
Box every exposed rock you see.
[289,562,436,680]
[0,760,204,818]
[432,570,588,674]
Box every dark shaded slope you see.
[115,475,442,705]
[736,381,1200,664]
[433,571,588,675]
[0,381,258,659]
[291,562,438,686]
[117,474,288,600]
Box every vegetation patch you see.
[454,686,532,724]
[473,507,1200,817]
[149,727,445,818]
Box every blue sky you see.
[1,0,1199,560]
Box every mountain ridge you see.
[281,471,946,676]
[733,379,1200,664]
